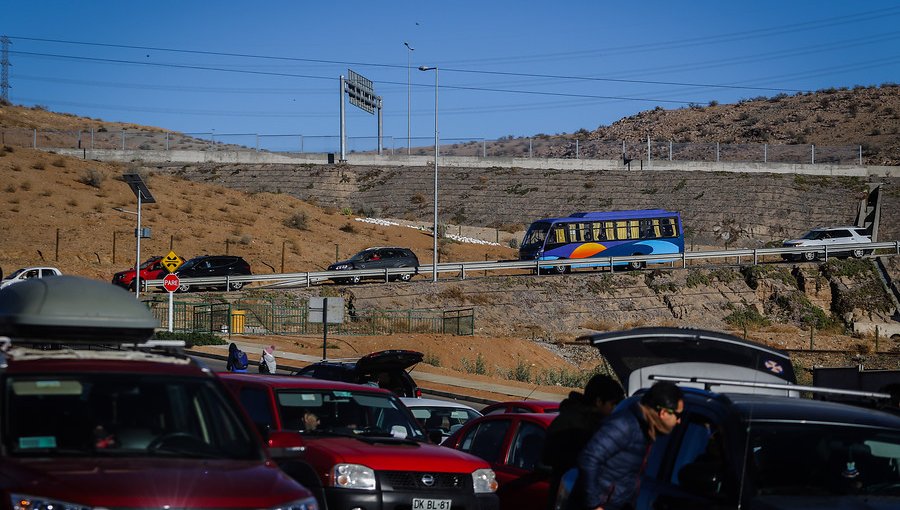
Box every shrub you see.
[31,162,46,170]
[339,223,357,233]
[507,237,519,249]
[77,168,106,188]
[284,211,308,230]
[423,352,441,367]
[152,330,226,347]
[724,305,771,329]
[51,157,67,168]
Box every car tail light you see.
[415,388,422,398]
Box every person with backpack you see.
[226,342,249,373]
[259,345,277,374]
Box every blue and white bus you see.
[518,209,684,272]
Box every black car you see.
[175,255,252,292]
[328,247,419,284]
[555,327,900,509]
[293,349,423,398]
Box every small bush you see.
[507,237,519,249]
[19,181,31,191]
[339,223,357,233]
[31,162,46,170]
[77,168,106,188]
[152,330,226,347]
[51,157,67,168]
[724,305,771,329]
[423,352,441,367]
[284,211,308,230]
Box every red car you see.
[443,412,555,510]
[480,400,560,415]
[0,276,317,509]
[111,255,167,291]
[220,373,500,510]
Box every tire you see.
[802,251,817,262]
[398,273,413,282]
[349,275,361,284]
[229,281,244,290]
[851,249,865,259]
[552,264,569,275]
[628,260,645,270]
[178,283,191,293]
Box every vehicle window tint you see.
[640,219,656,239]
[507,421,546,471]
[660,217,676,237]
[459,419,510,462]
[831,230,852,238]
[238,387,275,430]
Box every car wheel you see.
[178,283,191,292]
[552,264,569,275]
[350,275,361,284]
[628,260,645,270]
[229,281,244,290]
[802,251,817,262]
[127,281,136,292]
[398,273,413,282]
[851,249,865,259]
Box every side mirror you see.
[678,461,724,496]
[266,430,306,459]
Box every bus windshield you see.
[521,222,551,248]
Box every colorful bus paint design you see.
[518,209,684,272]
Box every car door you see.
[494,418,552,510]
[636,404,735,510]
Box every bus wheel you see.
[552,264,569,274]
[628,260,645,270]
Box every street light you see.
[418,65,438,283]
[404,42,414,155]
[120,174,155,299]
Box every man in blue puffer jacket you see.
[576,381,684,510]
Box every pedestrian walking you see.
[226,342,249,373]
[542,374,624,507]
[259,344,277,374]
[576,381,684,510]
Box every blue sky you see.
[4,1,899,151]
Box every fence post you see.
[875,325,880,352]
[811,144,815,164]
[121,130,125,150]
[764,143,767,163]
[529,138,533,158]
[33,128,36,149]
[809,326,814,350]
[716,142,720,162]
[859,145,862,165]
[575,139,579,159]
[482,139,486,158]
[669,140,673,161]
[165,132,169,151]
[647,135,651,164]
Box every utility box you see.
[230,310,246,335]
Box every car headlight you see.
[472,468,498,493]
[331,264,351,270]
[269,497,319,510]
[332,463,377,490]
[11,493,91,510]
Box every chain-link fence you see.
[143,297,474,336]
[2,127,866,165]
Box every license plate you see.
[412,498,452,510]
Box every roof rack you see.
[650,374,891,400]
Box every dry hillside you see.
[2,96,899,395]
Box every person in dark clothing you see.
[543,374,624,508]
[577,381,684,510]
[226,342,249,373]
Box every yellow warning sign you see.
[162,250,185,273]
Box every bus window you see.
[615,221,628,240]
[551,225,567,245]
[640,219,656,239]
[521,223,550,248]
[660,218,676,237]
[567,224,581,243]
[592,222,605,242]
[629,220,640,240]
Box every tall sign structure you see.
[1,36,11,103]
[339,69,382,161]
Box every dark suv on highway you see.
[175,254,252,291]
[0,276,317,510]
[328,247,420,284]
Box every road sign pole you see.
[322,298,329,361]
[168,290,174,332]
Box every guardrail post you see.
[385,268,389,283]
[609,257,615,273]
[306,272,311,288]
[753,249,758,265]
[824,245,828,262]
[682,251,687,269]
[529,138,533,158]
[225,275,230,291]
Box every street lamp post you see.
[404,42,414,155]
[418,65,438,283]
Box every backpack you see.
[234,350,248,370]
[259,359,270,374]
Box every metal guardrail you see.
[141,241,900,291]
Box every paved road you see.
[191,341,566,404]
